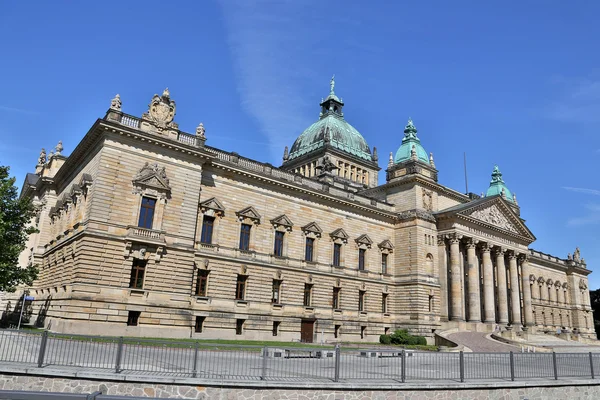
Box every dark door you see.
[300,319,314,343]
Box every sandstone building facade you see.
[15,82,595,342]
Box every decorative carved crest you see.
[378,239,394,253]
[562,282,568,289]
[422,189,433,211]
[546,279,553,287]
[554,281,562,288]
[270,214,293,231]
[335,278,341,287]
[361,282,366,290]
[302,222,322,238]
[330,228,349,243]
[142,88,177,130]
[275,270,282,279]
[199,197,225,217]
[355,234,373,249]
[579,279,588,290]
[537,277,545,284]
[132,162,171,199]
[240,265,248,275]
[307,274,313,283]
[529,274,536,283]
[236,206,261,224]
[467,204,518,234]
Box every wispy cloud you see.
[0,105,39,115]
[567,203,600,226]
[562,187,600,196]
[547,76,600,123]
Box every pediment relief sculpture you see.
[236,206,261,224]
[422,189,433,211]
[466,204,518,234]
[378,239,394,252]
[270,214,294,231]
[302,222,322,238]
[330,228,349,243]
[199,197,225,217]
[355,234,373,248]
[132,162,171,199]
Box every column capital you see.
[448,233,462,244]
[465,237,479,249]
[480,242,492,253]
[518,253,529,263]
[493,246,506,256]
[507,250,518,260]
[437,235,446,246]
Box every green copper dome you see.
[485,165,514,202]
[394,119,429,164]
[288,77,372,162]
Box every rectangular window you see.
[239,224,251,251]
[381,253,388,275]
[195,316,205,333]
[236,275,247,300]
[359,290,365,312]
[272,321,280,336]
[127,311,140,326]
[361,326,366,339]
[332,287,340,309]
[272,279,282,304]
[200,216,215,244]
[129,259,146,289]
[358,249,366,271]
[382,293,388,313]
[334,324,341,338]
[236,319,244,335]
[138,197,156,229]
[304,283,313,307]
[384,327,390,335]
[429,295,434,312]
[333,243,342,267]
[196,270,209,297]
[305,237,315,261]
[274,231,285,256]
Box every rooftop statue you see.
[55,141,63,156]
[37,148,47,166]
[574,247,581,262]
[110,94,122,111]
[196,123,206,138]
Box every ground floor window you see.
[360,326,366,339]
[127,311,140,326]
[195,316,205,333]
[273,321,280,336]
[334,324,341,338]
[236,319,245,335]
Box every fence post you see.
[590,352,595,379]
[114,336,124,374]
[552,352,558,380]
[509,351,515,381]
[192,341,199,378]
[459,351,464,383]
[37,331,48,368]
[261,346,268,381]
[334,345,340,382]
[400,349,406,383]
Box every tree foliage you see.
[590,289,600,339]
[0,165,38,292]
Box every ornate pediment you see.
[302,222,322,238]
[466,204,518,234]
[330,228,349,243]
[355,234,373,248]
[236,206,261,224]
[132,162,171,199]
[378,239,394,252]
[199,197,225,217]
[270,214,293,231]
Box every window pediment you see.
[236,206,261,224]
[355,234,373,249]
[302,222,322,238]
[378,239,394,253]
[270,214,293,231]
[330,228,349,243]
[132,162,171,199]
[200,197,225,217]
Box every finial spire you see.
[330,75,335,95]
[388,152,394,168]
[162,88,170,98]
[372,147,378,162]
[403,118,418,138]
[429,152,435,168]
[37,148,47,166]
[283,146,289,161]
[55,141,63,156]
[512,192,518,205]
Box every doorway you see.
[300,319,314,343]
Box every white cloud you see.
[562,187,600,196]
[548,76,600,123]
[0,105,39,115]
[567,203,600,226]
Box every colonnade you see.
[439,233,534,328]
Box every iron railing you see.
[0,329,599,383]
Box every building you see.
[15,81,595,342]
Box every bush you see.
[389,329,427,346]
[379,334,392,345]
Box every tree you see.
[590,289,600,339]
[0,165,38,292]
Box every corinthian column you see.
[466,238,481,322]
[520,255,534,327]
[449,234,464,321]
[481,243,495,323]
[508,252,522,327]
[438,235,449,321]
[495,248,509,324]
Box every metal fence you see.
[0,329,599,383]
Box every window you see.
[236,319,244,335]
[359,290,366,312]
[127,311,140,326]
[333,243,342,267]
[272,280,282,304]
[195,316,205,333]
[384,327,390,335]
[272,321,280,336]
[334,324,341,338]
[333,287,340,309]
[381,253,388,275]
[429,295,434,312]
[239,224,251,251]
[304,283,313,307]
[236,275,247,300]
[200,216,215,244]
[274,231,285,257]
[382,293,388,313]
[196,270,209,297]
[138,197,156,229]
[358,249,366,271]
[361,326,366,339]
[305,238,315,261]
[129,259,146,289]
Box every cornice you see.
[360,174,470,203]
[396,209,436,223]
[282,144,380,171]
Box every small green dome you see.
[394,119,429,164]
[485,165,514,202]
[288,77,372,161]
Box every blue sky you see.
[1,1,599,287]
